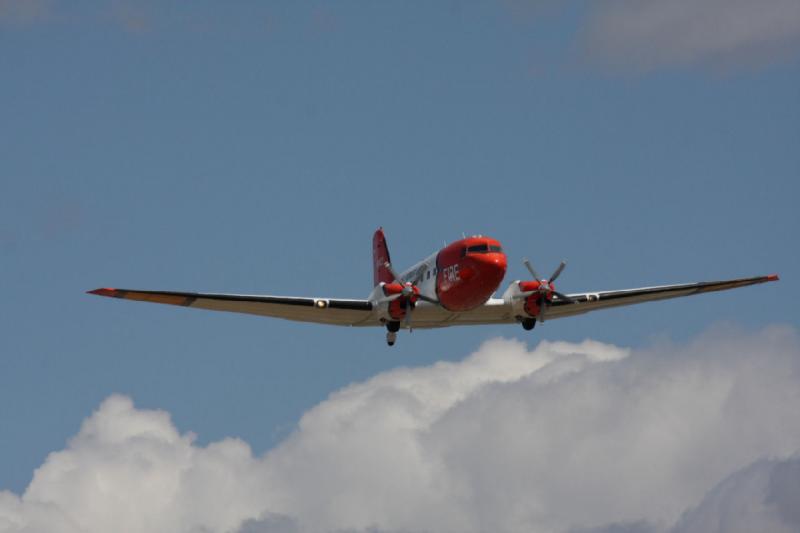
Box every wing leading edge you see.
[88,274,778,330]
[87,288,375,327]
[429,273,779,327]
[546,273,779,320]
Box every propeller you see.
[521,258,574,322]
[384,262,439,304]
[382,261,439,330]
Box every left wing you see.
[87,288,375,326]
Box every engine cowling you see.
[501,279,557,319]
[381,282,419,320]
[503,259,573,327]
[518,280,556,317]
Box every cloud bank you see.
[1,325,799,533]
[582,0,800,70]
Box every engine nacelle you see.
[370,282,419,322]
[502,280,556,318]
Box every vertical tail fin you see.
[373,227,395,287]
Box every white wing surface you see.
[88,288,375,326]
[404,274,779,328]
[88,274,777,329]
[546,274,779,321]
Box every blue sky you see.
[1,0,798,505]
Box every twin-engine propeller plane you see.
[89,228,779,346]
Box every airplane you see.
[89,228,779,346]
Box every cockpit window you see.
[463,243,502,255]
[467,244,489,253]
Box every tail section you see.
[373,227,395,287]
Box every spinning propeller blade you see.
[552,290,574,303]
[522,258,541,281]
[384,261,405,285]
[549,261,567,283]
[377,293,403,304]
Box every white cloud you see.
[582,0,800,70]
[2,395,274,533]
[1,326,799,533]
[672,455,800,533]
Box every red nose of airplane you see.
[437,238,508,311]
[462,251,507,294]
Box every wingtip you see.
[767,274,780,282]
[87,288,118,297]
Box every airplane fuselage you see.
[398,236,507,312]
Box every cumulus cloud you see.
[582,0,800,70]
[0,395,274,533]
[672,455,800,533]
[1,326,799,533]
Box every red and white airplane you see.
[89,228,779,346]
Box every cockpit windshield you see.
[463,243,503,255]
[467,244,489,253]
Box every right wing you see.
[87,288,375,327]
[401,274,779,328]
[546,274,779,320]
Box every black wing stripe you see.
[140,290,316,307]
[551,275,776,307]
[327,300,374,311]
[88,288,373,311]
